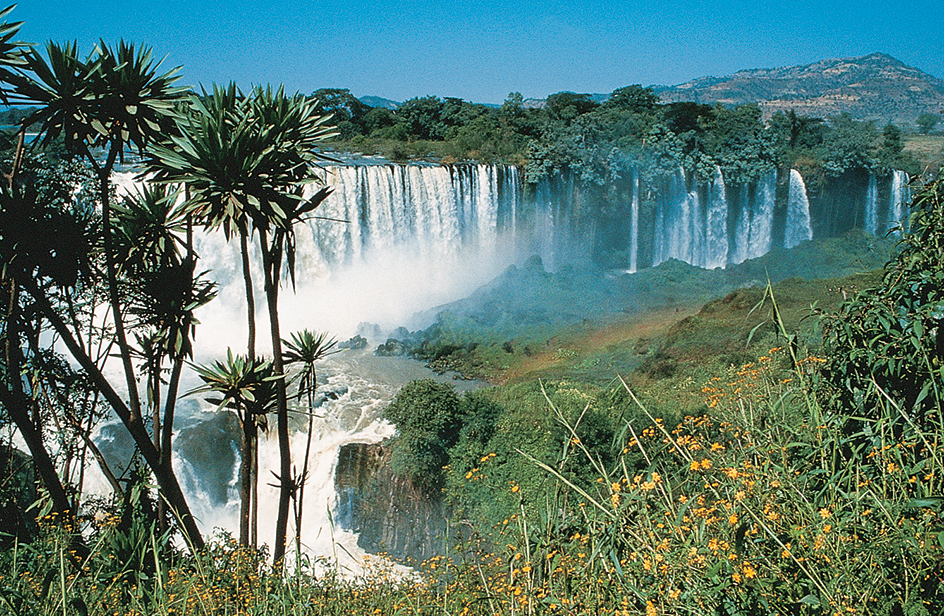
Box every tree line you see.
[315,86,926,185]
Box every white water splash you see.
[785,169,813,248]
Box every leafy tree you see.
[820,113,878,176]
[396,95,444,140]
[545,91,599,121]
[769,109,827,151]
[605,85,658,113]
[881,122,903,155]
[361,106,397,135]
[916,112,940,134]
[384,379,463,494]
[661,101,713,136]
[311,88,368,139]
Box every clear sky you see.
[12,0,944,105]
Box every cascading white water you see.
[655,167,697,266]
[864,173,879,235]
[746,170,776,260]
[99,167,513,576]
[888,170,911,234]
[94,162,919,576]
[730,183,752,265]
[785,169,813,248]
[705,166,729,269]
[628,167,639,272]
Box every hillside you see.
[652,52,944,126]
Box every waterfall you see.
[785,169,813,248]
[655,167,695,266]
[88,162,922,574]
[705,166,729,269]
[746,170,776,260]
[309,164,516,270]
[864,173,879,235]
[628,167,639,272]
[888,170,911,234]
[730,183,751,265]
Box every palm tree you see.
[188,350,277,546]
[149,84,336,565]
[8,38,206,550]
[14,39,187,423]
[282,329,339,559]
[148,84,262,359]
[248,85,336,568]
[114,183,216,529]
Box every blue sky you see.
[12,0,944,104]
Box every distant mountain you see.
[651,53,944,126]
[359,95,399,110]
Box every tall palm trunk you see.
[260,229,292,569]
[238,228,259,547]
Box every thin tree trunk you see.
[241,230,256,360]
[97,155,143,425]
[239,229,259,546]
[63,409,124,499]
[238,406,252,546]
[22,276,205,551]
[159,356,185,534]
[1,278,71,518]
[151,354,162,452]
[251,436,258,548]
[261,231,292,570]
[295,373,316,557]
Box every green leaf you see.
[906,497,943,510]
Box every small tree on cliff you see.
[384,379,463,495]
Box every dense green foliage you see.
[383,380,504,495]
[819,173,944,429]
[320,87,923,186]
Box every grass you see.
[903,134,944,173]
[5,336,941,615]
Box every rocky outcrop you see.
[335,442,455,565]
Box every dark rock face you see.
[334,442,454,565]
[339,335,369,350]
[174,411,240,506]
